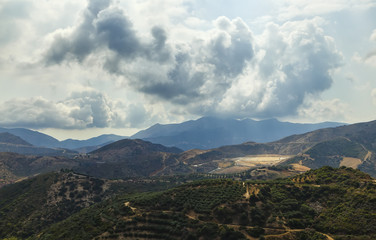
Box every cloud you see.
[372,89,376,106]
[371,29,376,42]
[44,1,254,104]
[277,0,376,20]
[0,1,32,45]
[364,29,376,66]
[297,98,349,122]
[41,0,342,122]
[209,18,343,118]
[0,90,143,129]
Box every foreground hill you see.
[2,167,374,240]
[0,171,116,239]
[131,117,343,150]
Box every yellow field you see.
[291,164,311,172]
[233,155,292,167]
[210,154,293,174]
[340,157,362,169]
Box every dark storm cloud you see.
[207,17,254,78]
[44,0,253,104]
[127,17,255,104]
[96,7,140,58]
[45,0,113,64]
[43,1,342,120]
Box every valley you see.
[1,119,376,239]
[209,154,293,174]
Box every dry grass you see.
[340,157,362,169]
[211,155,294,174]
[214,166,251,174]
[217,161,234,168]
[291,164,311,172]
[233,155,292,167]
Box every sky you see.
[0,0,376,140]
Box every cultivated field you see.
[340,157,362,169]
[211,154,293,174]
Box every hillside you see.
[0,139,189,184]
[0,171,116,238]
[74,139,187,179]
[0,127,60,148]
[0,132,32,146]
[0,152,78,186]
[2,119,376,183]
[3,167,373,240]
[91,139,183,155]
[176,120,376,177]
[0,132,78,156]
[131,117,343,150]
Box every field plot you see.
[212,154,293,174]
[340,157,362,169]
[234,155,291,167]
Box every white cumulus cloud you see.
[0,90,151,129]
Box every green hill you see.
[0,152,79,186]
[1,167,373,240]
[0,171,113,239]
[75,139,187,179]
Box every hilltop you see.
[74,139,186,179]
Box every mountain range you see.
[1,118,376,184]
[131,117,344,150]
[0,127,126,153]
[0,132,77,156]
[0,117,344,153]
[1,118,376,240]
[178,119,376,177]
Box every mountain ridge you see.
[177,119,376,177]
[0,132,33,146]
[0,127,127,153]
[131,116,345,150]
[0,117,344,152]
